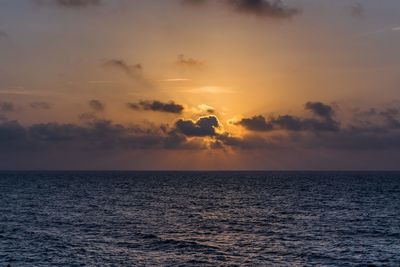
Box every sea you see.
[0,171,399,266]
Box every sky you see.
[1,0,400,170]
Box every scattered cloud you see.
[34,0,101,8]
[88,99,105,112]
[0,102,16,112]
[225,0,300,19]
[127,100,184,114]
[103,59,154,89]
[182,0,300,19]
[350,3,364,18]
[234,102,340,132]
[305,101,335,120]
[176,54,204,67]
[175,115,221,137]
[236,115,273,132]
[104,59,142,78]
[0,101,400,155]
[30,102,51,110]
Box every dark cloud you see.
[305,101,335,120]
[0,121,27,150]
[0,118,190,152]
[176,54,204,67]
[237,115,273,132]
[183,0,300,19]
[0,102,16,112]
[35,0,101,8]
[350,107,400,132]
[88,99,105,112]
[236,102,340,133]
[0,101,399,157]
[30,102,51,110]
[175,115,221,137]
[379,108,400,129]
[128,100,184,114]
[104,59,143,78]
[2,102,400,170]
[351,3,364,18]
[225,0,299,19]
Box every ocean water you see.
[0,171,399,266]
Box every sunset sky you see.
[1,0,400,170]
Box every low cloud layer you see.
[1,101,400,169]
[128,100,184,114]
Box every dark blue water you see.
[0,172,400,266]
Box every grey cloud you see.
[1,102,400,156]
[35,0,101,8]
[181,0,207,5]
[176,54,204,67]
[183,0,300,19]
[236,102,340,133]
[351,3,364,18]
[175,115,220,137]
[0,102,16,112]
[0,121,28,151]
[88,99,105,112]
[128,100,184,114]
[305,102,335,120]
[237,115,273,132]
[30,102,51,110]
[104,59,142,78]
[225,0,299,19]
[0,119,189,152]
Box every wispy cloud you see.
[350,3,364,18]
[182,86,235,94]
[160,78,190,82]
[361,25,400,37]
[34,0,101,8]
[176,54,205,67]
